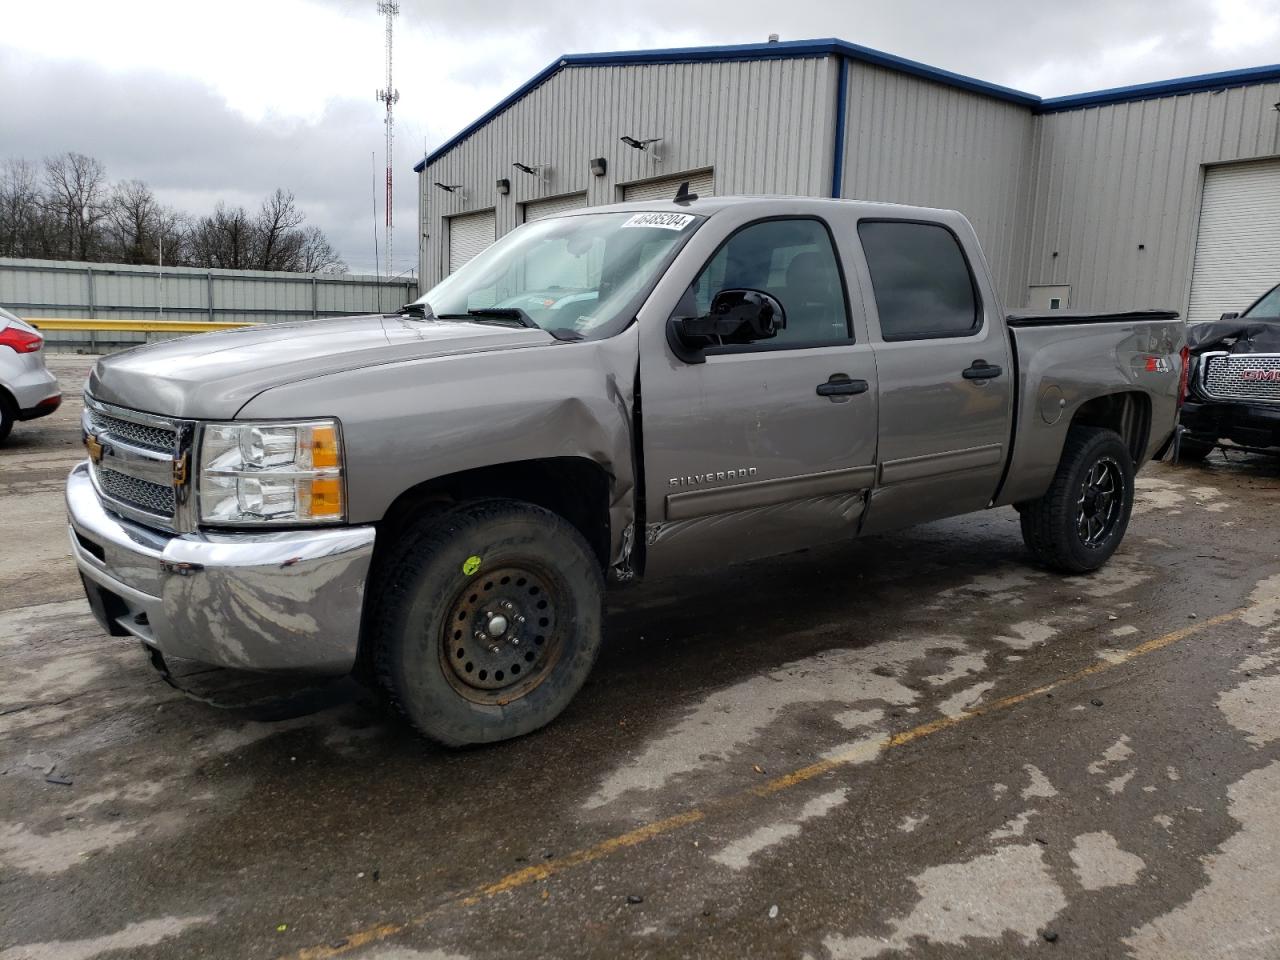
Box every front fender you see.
[235,326,640,551]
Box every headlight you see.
[198,419,345,525]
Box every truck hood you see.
[87,314,554,419]
[1187,316,1280,354]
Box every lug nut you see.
[501,600,515,611]
[475,630,488,641]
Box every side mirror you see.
[1220,312,1240,321]
[668,289,786,362]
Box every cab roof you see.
[564,193,965,223]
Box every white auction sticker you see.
[621,212,696,231]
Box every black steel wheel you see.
[371,499,603,746]
[440,564,564,704]
[1020,426,1135,574]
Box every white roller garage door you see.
[1187,159,1280,324]
[621,170,714,202]
[448,209,496,273]
[523,192,587,221]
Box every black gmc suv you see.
[1180,282,1280,461]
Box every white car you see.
[0,306,61,445]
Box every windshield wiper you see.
[436,308,585,342]
[437,309,538,330]
[464,307,538,329]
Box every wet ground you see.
[3,354,1280,960]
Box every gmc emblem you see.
[1241,369,1280,382]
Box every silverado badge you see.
[668,467,758,488]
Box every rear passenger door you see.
[853,218,1014,533]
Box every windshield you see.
[1243,283,1280,319]
[413,211,702,339]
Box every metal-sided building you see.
[415,38,1280,321]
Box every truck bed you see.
[994,308,1185,508]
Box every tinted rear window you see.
[858,221,980,340]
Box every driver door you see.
[638,213,880,577]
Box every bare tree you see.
[43,152,109,260]
[154,206,189,266]
[191,202,253,270]
[252,188,305,270]
[0,158,45,258]
[299,225,347,274]
[2,152,347,273]
[105,179,161,263]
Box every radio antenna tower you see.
[375,1,400,277]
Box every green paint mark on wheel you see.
[462,555,482,576]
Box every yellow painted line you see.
[459,809,706,906]
[28,318,255,333]
[282,604,1249,960]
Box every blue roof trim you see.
[413,39,1280,171]
[824,38,1039,106]
[1037,62,1280,113]
[414,38,1038,172]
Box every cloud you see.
[3,0,1274,275]
[0,48,411,276]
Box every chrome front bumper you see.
[67,461,376,674]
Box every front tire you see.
[1020,426,1135,574]
[372,499,604,747]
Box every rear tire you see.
[1020,426,1135,574]
[371,499,604,747]
[1176,436,1215,463]
[0,393,14,446]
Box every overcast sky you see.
[3,0,1278,277]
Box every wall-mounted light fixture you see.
[434,182,464,193]
[513,162,547,179]
[496,178,511,195]
[620,136,662,162]
[590,157,607,177]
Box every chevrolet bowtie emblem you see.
[84,432,104,464]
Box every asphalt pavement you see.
[2,354,1279,960]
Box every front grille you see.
[98,468,176,517]
[1203,354,1280,403]
[88,409,176,453]
[84,395,188,530]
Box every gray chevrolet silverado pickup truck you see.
[68,195,1185,745]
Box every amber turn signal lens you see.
[306,477,343,517]
[309,425,341,469]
